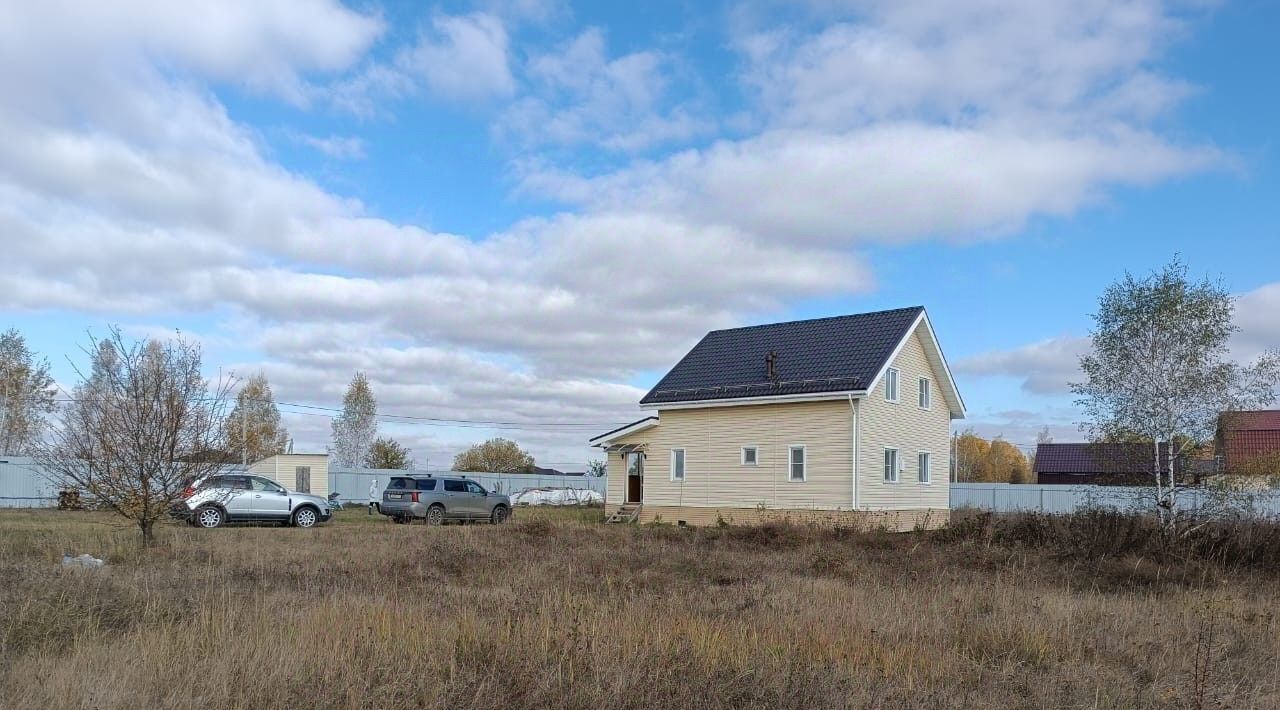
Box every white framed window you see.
[919,377,931,409]
[741,446,758,466]
[883,448,900,483]
[670,449,686,481]
[788,445,806,482]
[918,451,931,484]
[885,367,900,402]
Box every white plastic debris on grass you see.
[511,487,603,506]
[61,553,105,569]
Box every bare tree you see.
[453,438,534,473]
[365,436,412,469]
[330,372,377,468]
[0,328,57,454]
[226,372,289,464]
[586,459,606,477]
[34,329,233,543]
[1072,258,1280,526]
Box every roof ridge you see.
[706,306,924,335]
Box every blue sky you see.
[2,0,1278,468]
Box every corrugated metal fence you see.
[1,460,608,509]
[0,457,57,508]
[329,468,607,505]
[951,482,1280,519]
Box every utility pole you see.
[241,406,247,466]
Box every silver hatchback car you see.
[176,473,333,528]
[379,475,511,525]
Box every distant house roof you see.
[1219,410,1280,469]
[638,306,963,416]
[1034,443,1172,476]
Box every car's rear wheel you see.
[491,505,510,524]
[194,505,224,529]
[292,506,319,528]
[425,504,445,526]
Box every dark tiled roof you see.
[640,307,925,405]
[1033,443,1172,475]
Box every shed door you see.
[295,466,311,493]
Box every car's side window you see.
[443,480,467,493]
[415,479,437,491]
[249,477,284,493]
[226,476,251,490]
[465,481,485,495]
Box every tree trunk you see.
[140,518,155,545]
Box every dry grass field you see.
[2,506,1279,709]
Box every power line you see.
[39,395,630,432]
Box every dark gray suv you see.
[379,475,511,525]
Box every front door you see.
[626,452,644,503]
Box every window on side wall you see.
[919,377,931,409]
[741,446,758,466]
[789,446,806,482]
[918,452,931,484]
[671,449,686,481]
[884,448,899,483]
[885,367,900,402]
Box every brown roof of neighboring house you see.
[1033,442,1171,475]
[1219,411,1280,468]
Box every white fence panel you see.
[329,467,606,505]
[951,483,1280,519]
[0,457,57,508]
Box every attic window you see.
[885,368,900,402]
[919,377,931,409]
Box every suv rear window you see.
[388,478,413,490]
[415,479,437,491]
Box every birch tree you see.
[0,328,57,454]
[34,329,233,543]
[331,372,377,468]
[226,373,289,464]
[1072,258,1280,526]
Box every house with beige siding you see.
[590,307,964,530]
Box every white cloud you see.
[955,336,1090,395]
[523,124,1217,245]
[499,28,712,151]
[1234,282,1280,361]
[521,0,1221,245]
[0,0,383,104]
[290,132,366,160]
[330,12,514,112]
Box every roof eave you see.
[640,389,868,410]
[588,416,660,447]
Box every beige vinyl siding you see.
[858,326,951,510]
[248,454,330,497]
[610,400,853,511]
